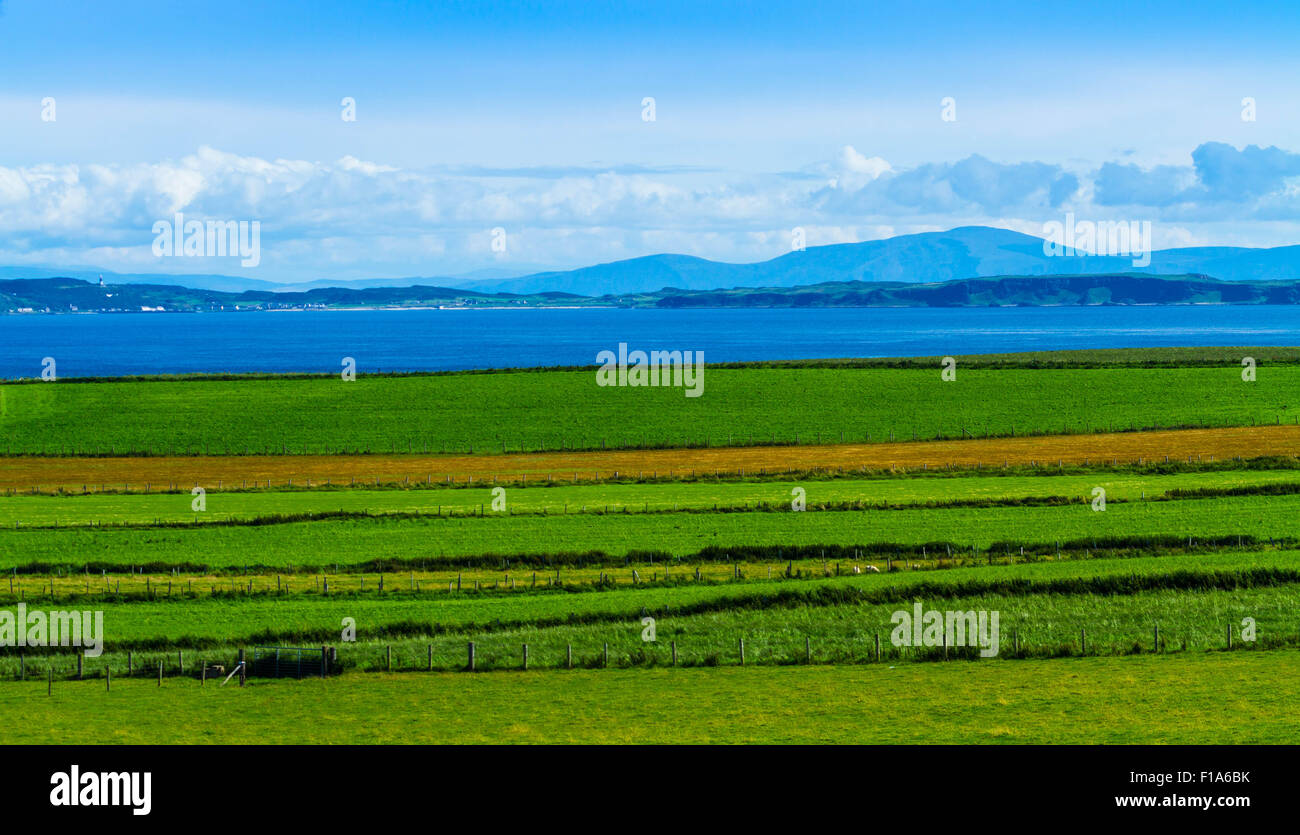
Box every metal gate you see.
[251,646,331,678]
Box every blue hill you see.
[460,226,1300,295]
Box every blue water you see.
[2,306,1298,378]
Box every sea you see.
[2,305,1298,378]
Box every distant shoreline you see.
[5,304,626,315]
[0,300,1280,316]
[7,271,1300,314]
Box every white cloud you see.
[336,155,399,176]
[1,142,1299,280]
[838,145,892,179]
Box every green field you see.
[3,364,1296,455]
[2,548,1297,680]
[3,653,1295,744]
[3,351,1300,745]
[4,491,1295,571]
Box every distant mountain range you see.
[8,272,1300,314]
[460,226,1300,296]
[8,226,1300,297]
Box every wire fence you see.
[8,624,1296,686]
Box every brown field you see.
[1,424,1296,492]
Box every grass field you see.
[2,349,1299,745]
[3,653,1296,744]
[4,491,1296,571]
[3,364,1296,456]
[2,548,1297,682]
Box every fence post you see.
[427,645,433,672]
[1154,623,1160,653]
[738,638,745,666]
[386,645,392,672]
[1227,624,1233,650]
[467,642,475,672]
[566,644,572,669]
[201,663,206,685]
[178,651,183,674]
[874,632,881,662]
[671,641,677,666]
[127,650,132,677]
[805,636,811,664]
[323,645,329,678]
[522,644,529,671]
[157,661,162,686]
[238,648,246,686]
[603,643,608,668]
[1081,627,1086,655]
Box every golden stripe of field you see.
[1,425,1297,492]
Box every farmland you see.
[1,350,1298,744]
[4,491,1299,572]
[4,556,1300,678]
[3,654,1296,744]
[3,424,1299,492]
[3,362,1298,456]
[3,466,1300,524]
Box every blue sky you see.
[2,0,1300,281]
